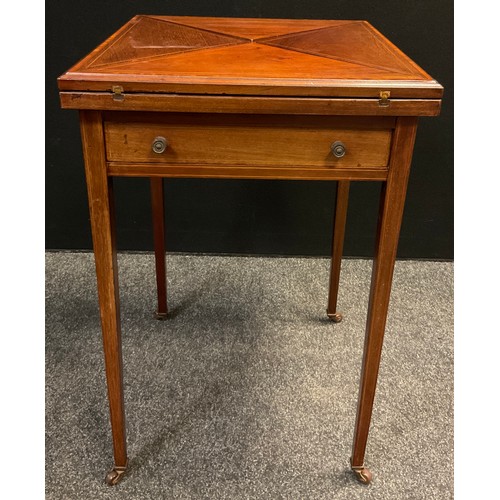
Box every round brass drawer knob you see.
[331,141,346,158]
[152,136,168,154]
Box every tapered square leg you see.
[80,110,128,485]
[350,117,419,484]
[150,178,168,319]
[327,181,350,323]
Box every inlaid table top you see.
[58,15,443,99]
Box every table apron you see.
[106,162,388,181]
[61,92,441,116]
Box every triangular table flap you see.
[87,42,420,82]
[260,21,427,77]
[86,16,246,69]
[151,15,357,41]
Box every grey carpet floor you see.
[45,253,453,500]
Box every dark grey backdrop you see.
[46,1,453,259]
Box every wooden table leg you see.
[327,181,350,322]
[80,110,128,486]
[150,178,168,319]
[350,117,418,484]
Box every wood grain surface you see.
[79,110,128,470]
[58,15,443,99]
[60,92,442,115]
[104,114,392,169]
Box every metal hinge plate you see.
[112,85,124,101]
[378,90,390,107]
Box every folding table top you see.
[58,15,443,99]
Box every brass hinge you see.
[378,90,390,107]
[112,85,124,102]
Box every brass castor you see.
[155,311,168,320]
[326,311,343,323]
[105,464,127,486]
[352,466,373,485]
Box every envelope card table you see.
[58,15,443,486]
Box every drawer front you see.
[104,114,393,169]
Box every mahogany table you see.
[58,15,443,486]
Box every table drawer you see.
[104,114,393,169]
